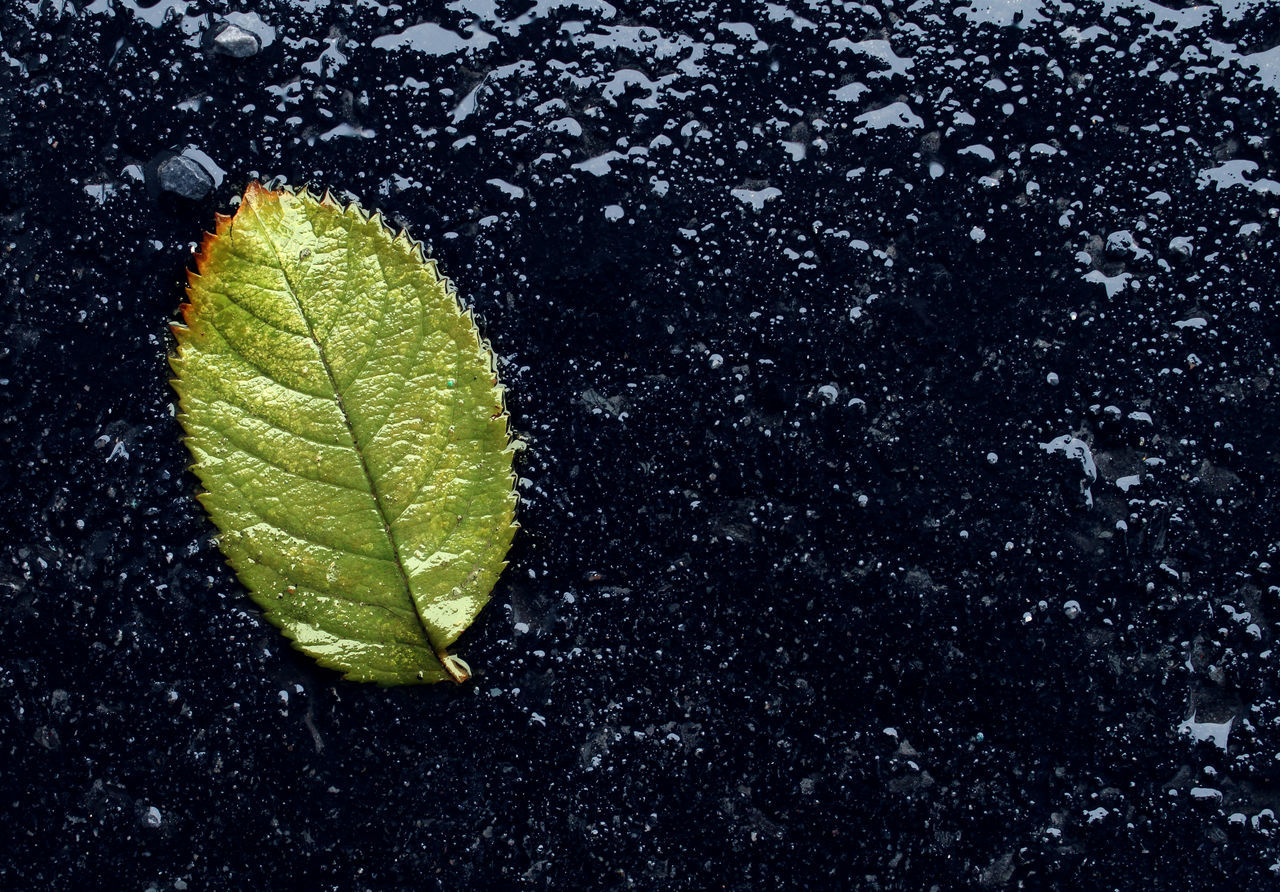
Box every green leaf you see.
[170,182,517,685]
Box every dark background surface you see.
[2,0,1279,888]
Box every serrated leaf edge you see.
[170,181,520,685]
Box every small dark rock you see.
[33,726,59,751]
[211,23,261,58]
[156,154,213,200]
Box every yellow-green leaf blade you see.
[171,182,517,685]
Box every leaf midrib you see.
[243,198,443,664]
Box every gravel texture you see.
[2,1,1278,889]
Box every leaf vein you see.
[243,194,430,641]
[200,415,369,497]
[203,322,329,401]
[202,284,310,341]
[389,325,468,524]
[213,472,391,564]
[208,394,351,452]
[241,552,419,628]
[269,585,421,631]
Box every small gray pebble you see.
[212,23,261,58]
[157,155,213,200]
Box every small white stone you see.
[212,23,261,58]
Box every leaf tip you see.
[242,180,278,204]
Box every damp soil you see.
[2,1,1279,889]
